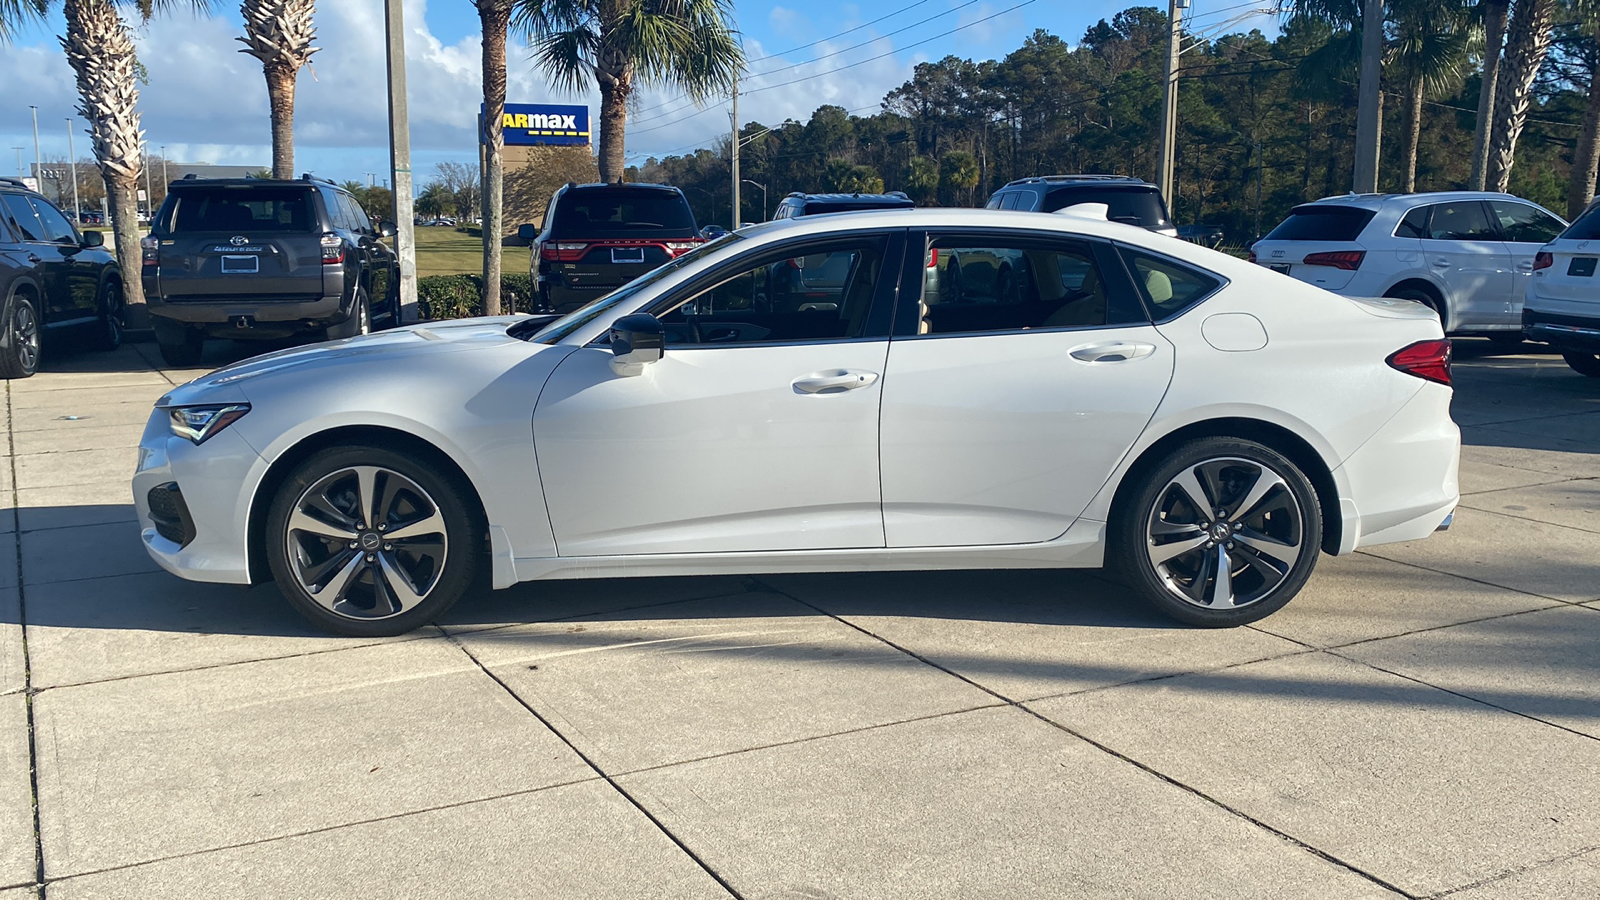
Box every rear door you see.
[1488,199,1567,312]
[341,192,394,308]
[27,197,98,322]
[1422,200,1514,329]
[156,186,325,301]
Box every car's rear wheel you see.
[1386,286,1443,322]
[157,327,204,367]
[1113,438,1322,626]
[1562,351,1600,377]
[91,280,124,352]
[326,287,371,340]
[1486,332,1524,352]
[266,444,480,636]
[0,293,41,379]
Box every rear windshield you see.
[167,187,316,233]
[1043,187,1170,227]
[1263,206,1376,241]
[550,189,697,238]
[1559,204,1600,241]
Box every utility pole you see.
[1352,0,1383,192]
[384,0,419,323]
[160,145,168,190]
[29,106,41,187]
[1157,0,1182,208]
[1255,138,1264,239]
[730,79,741,230]
[66,120,80,217]
[143,146,152,219]
[12,148,22,180]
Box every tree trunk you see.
[266,65,297,179]
[1567,26,1600,219]
[1487,0,1557,192]
[478,1,510,317]
[597,79,629,183]
[1403,73,1424,193]
[106,172,142,323]
[1469,0,1510,191]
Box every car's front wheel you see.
[266,444,480,636]
[1563,351,1600,377]
[157,326,204,367]
[1113,438,1322,626]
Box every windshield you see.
[167,187,317,233]
[1560,203,1600,240]
[532,233,745,344]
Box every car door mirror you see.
[378,220,397,238]
[609,313,665,376]
[517,223,540,241]
[79,230,104,248]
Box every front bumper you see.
[1524,308,1600,353]
[133,407,265,585]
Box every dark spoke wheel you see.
[14,303,39,373]
[285,465,448,621]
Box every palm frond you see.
[0,0,48,43]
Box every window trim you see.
[1,193,49,243]
[1420,200,1501,242]
[1112,241,1230,324]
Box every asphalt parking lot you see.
[1,339,1597,899]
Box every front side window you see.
[919,238,1140,335]
[0,194,45,242]
[1490,200,1565,244]
[1425,202,1497,241]
[652,238,888,346]
[1119,247,1223,321]
[27,198,78,244]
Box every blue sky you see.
[0,0,1278,192]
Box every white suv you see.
[1251,191,1566,341]
[1523,199,1600,377]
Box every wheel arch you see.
[1106,416,1343,556]
[1383,277,1448,327]
[244,424,491,584]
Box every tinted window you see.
[1264,205,1376,241]
[921,239,1137,335]
[1560,203,1600,240]
[1490,200,1564,244]
[1426,202,1497,240]
[800,200,912,215]
[551,189,697,238]
[1119,248,1222,321]
[169,188,317,233]
[1043,188,1168,227]
[339,193,370,232]
[0,194,45,242]
[323,192,354,231]
[1395,205,1430,239]
[27,198,78,244]
[653,238,886,346]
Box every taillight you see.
[663,241,699,256]
[1387,339,1452,386]
[140,235,159,267]
[540,242,589,261]
[1533,251,1553,271]
[1246,249,1257,264]
[320,233,344,264]
[1302,250,1365,270]
[927,248,939,268]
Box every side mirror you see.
[609,313,665,376]
[80,230,105,248]
[517,223,540,241]
[379,220,397,238]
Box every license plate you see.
[1269,264,1291,275]
[1567,256,1596,277]
[610,247,644,264]
[220,255,259,274]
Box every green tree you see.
[903,155,939,205]
[1391,0,1474,191]
[0,0,47,42]
[514,0,743,183]
[416,182,454,218]
[939,150,980,206]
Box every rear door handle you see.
[1070,341,1156,363]
[792,370,879,394]
[1431,258,1452,268]
[26,254,41,263]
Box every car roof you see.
[561,182,683,194]
[1001,175,1153,189]
[743,206,1172,245]
[168,177,339,192]
[1296,190,1529,212]
[785,192,912,205]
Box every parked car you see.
[1177,223,1225,247]
[763,192,917,310]
[1523,197,1600,376]
[985,175,1178,236]
[435,216,456,227]
[78,210,105,225]
[518,182,702,314]
[0,176,124,378]
[1249,191,1566,341]
[772,191,914,220]
[140,174,400,366]
[134,206,1458,637]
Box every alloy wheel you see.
[285,465,448,620]
[1145,456,1305,610]
[14,303,39,372]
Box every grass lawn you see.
[416,226,528,278]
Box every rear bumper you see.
[146,291,354,338]
[1334,383,1460,551]
[1524,308,1600,353]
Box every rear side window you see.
[1044,188,1168,227]
[1560,203,1600,240]
[1118,247,1222,321]
[920,237,1143,335]
[169,188,316,233]
[337,193,369,233]
[1490,200,1564,244]
[1425,202,1496,240]
[1264,206,1376,241]
[551,189,696,237]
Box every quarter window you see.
[918,238,1138,335]
[1425,202,1497,240]
[1119,248,1222,321]
[1395,205,1430,239]
[1489,200,1565,244]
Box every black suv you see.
[141,175,399,365]
[772,191,914,219]
[518,183,702,314]
[0,177,124,378]
[985,176,1177,235]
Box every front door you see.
[27,197,98,322]
[532,232,903,556]
[879,232,1175,548]
[1422,200,1514,330]
[0,193,73,322]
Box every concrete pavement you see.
[1,339,1597,898]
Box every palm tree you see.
[1566,0,1600,217]
[238,0,319,180]
[0,0,47,42]
[1390,0,1474,191]
[514,0,744,183]
[476,0,512,317]
[1487,0,1558,191]
[1468,0,1511,189]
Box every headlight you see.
[169,404,251,444]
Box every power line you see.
[748,0,939,63]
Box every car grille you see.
[147,482,197,548]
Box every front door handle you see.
[1069,341,1156,363]
[26,254,41,264]
[792,369,879,394]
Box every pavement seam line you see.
[442,631,747,900]
[437,583,773,639]
[8,381,47,898]
[1354,550,1600,606]
[1249,600,1571,653]
[1421,842,1600,899]
[752,578,1415,898]
[1451,501,1600,536]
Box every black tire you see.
[946,262,964,304]
[326,287,371,340]
[266,444,481,637]
[90,279,124,352]
[0,292,42,379]
[1111,437,1322,627]
[1486,332,1524,352]
[1563,351,1600,378]
[157,327,205,367]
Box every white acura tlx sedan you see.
[133,208,1461,636]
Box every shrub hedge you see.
[417,272,540,320]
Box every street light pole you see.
[12,148,22,180]
[160,145,168,190]
[66,120,80,217]
[741,179,767,221]
[730,79,740,230]
[384,0,419,323]
[29,106,41,187]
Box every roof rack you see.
[300,173,337,185]
[1007,174,1148,186]
[0,176,27,189]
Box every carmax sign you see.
[484,103,591,147]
